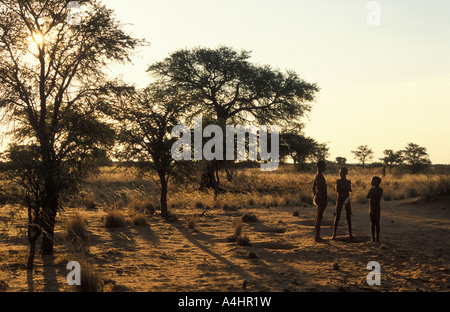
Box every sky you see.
[101,1,449,164]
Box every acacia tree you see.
[106,84,192,218]
[0,0,142,257]
[351,145,374,168]
[148,46,319,190]
[402,143,431,173]
[379,149,403,168]
[279,129,329,170]
[336,157,347,165]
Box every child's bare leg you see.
[332,204,342,239]
[371,223,376,242]
[346,215,353,238]
[345,203,353,238]
[376,223,380,242]
[315,204,326,241]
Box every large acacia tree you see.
[148,46,319,190]
[0,0,143,257]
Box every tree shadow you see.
[27,270,35,292]
[105,227,136,250]
[172,223,273,291]
[134,225,161,247]
[42,255,60,292]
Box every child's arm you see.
[367,188,373,199]
[312,177,317,196]
[349,181,352,193]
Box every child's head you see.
[372,176,382,187]
[339,168,348,178]
[317,160,326,172]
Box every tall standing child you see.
[367,176,383,242]
[332,168,353,240]
[312,160,328,242]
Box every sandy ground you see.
[0,196,449,292]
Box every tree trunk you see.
[41,207,57,255]
[27,222,41,269]
[27,205,42,270]
[27,239,38,270]
[41,175,59,256]
[159,171,168,218]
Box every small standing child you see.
[367,176,383,242]
[332,168,353,240]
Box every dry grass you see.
[71,165,450,217]
[64,214,90,254]
[104,210,127,228]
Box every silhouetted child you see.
[312,160,327,242]
[332,168,353,240]
[367,176,383,242]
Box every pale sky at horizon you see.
[102,1,449,164]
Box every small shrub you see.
[248,251,258,259]
[420,176,450,200]
[85,200,97,210]
[132,201,155,215]
[75,261,101,292]
[105,211,126,228]
[141,202,156,215]
[356,195,368,204]
[234,220,243,237]
[247,198,256,207]
[299,195,313,205]
[0,280,9,292]
[242,213,258,223]
[165,211,178,223]
[406,188,419,198]
[269,199,279,207]
[132,214,148,226]
[223,204,238,211]
[227,220,243,242]
[237,234,251,246]
[292,211,299,217]
[195,201,204,209]
[383,194,393,201]
[187,215,197,230]
[65,215,90,253]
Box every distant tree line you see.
[331,143,432,173]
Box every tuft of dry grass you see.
[105,210,126,228]
[64,214,90,254]
[419,176,450,201]
[74,261,101,292]
[131,214,148,226]
[131,200,156,215]
[242,213,258,223]
[187,215,197,230]
[237,234,251,246]
[234,220,244,237]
